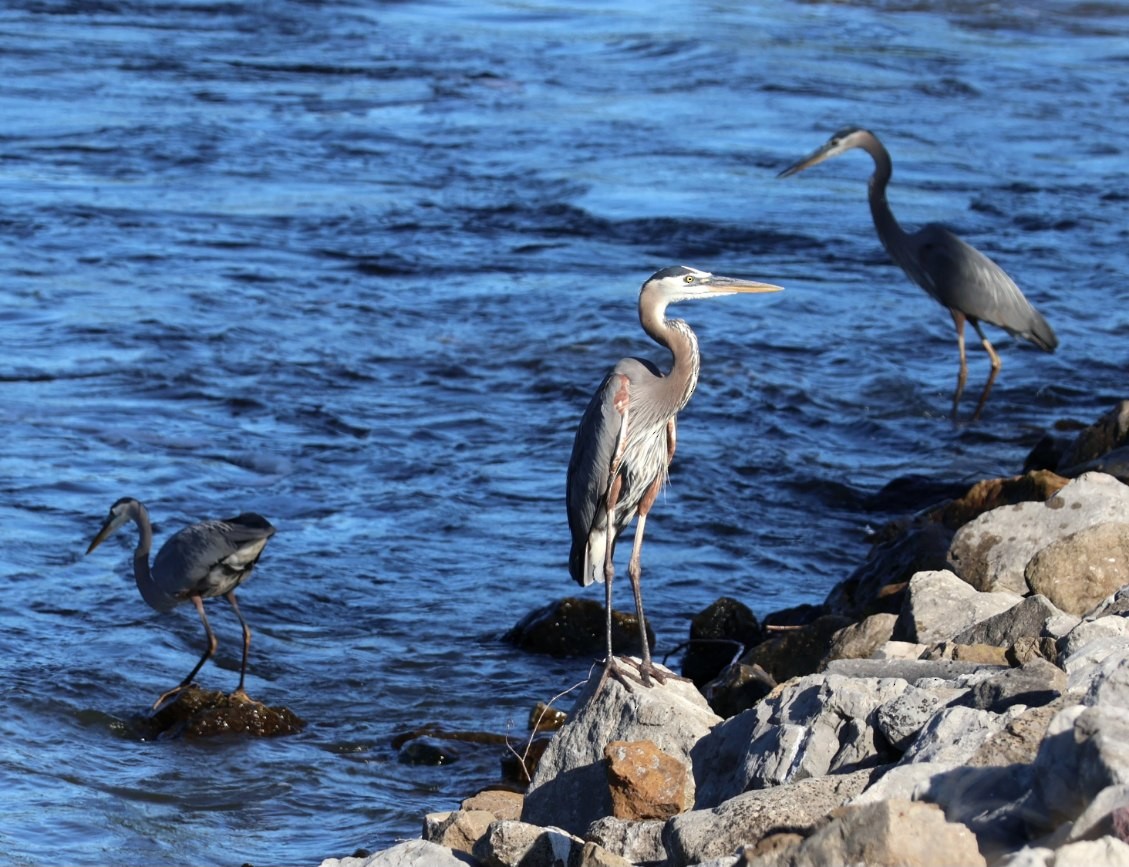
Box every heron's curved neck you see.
[640,298,700,414]
[129,504,173,611]
[860,134,912,267]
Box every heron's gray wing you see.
[912,224,1057,351]
[566,369,626,586]
[153,514,275,600]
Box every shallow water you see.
[1,1,1128,864]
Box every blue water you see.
[1,1,1127,864]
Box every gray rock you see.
[1052,838,1129,867]
[875,685,964,751]
[1026,523,1129,616]
[521,664,720,835]
[1058,784,1129,844]
[663,768,873,867]
[824,655,1004,684]
[954,594,1076,647]
[318,840,476,867]
[897,569,1024,643]
[584,816,665,865]
[901,704,1019,765]
[472,820,582,867]
[690,673,906,807]
[957,657,1067,712]
[948,472,1129,595]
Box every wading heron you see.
[778,127,1057,422]
[85,497,275,707]
[566,265,782,686]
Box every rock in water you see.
[133,686,305,739]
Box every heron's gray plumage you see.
[565,265,782,685]
[86,497,275,706]
[779,126,1057,421]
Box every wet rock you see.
[503,597,653,659]
[399,737,459,765]
[500,734,550,786]
[1057,401,1129,475]
[520,662,719,836]
[528,701,567,732]
[1026,523,1129,615]
[681,596,762,687]
[827,522,954,620]
[604,739,691,820]
[701,661,776,719]
[134,686,304,739]
[948,472,1129,595]
[663,768,874,867]
[740,614,853,684]
[895,569,1023,644]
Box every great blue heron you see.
[85,497,275,707]
[567,265,782,686]
[778,127,1057,422]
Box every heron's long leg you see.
[950,309,969,421]
[154,595,217,708]
[601,375,631,667]
[225,590,253,699]
[969,320,1000,423]
[623,416,676,687]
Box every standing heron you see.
[85,497,275,707]
[778,127,1057,422]
[567,265,782,686]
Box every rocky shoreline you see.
[320,401,1129,867]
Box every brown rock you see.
[604,739,691,821]
[702,662,776,719]
[922,642,1010,665]
[461,789,524,821]
[967,701,1063,768]
[772,799,987,867]
[1026,522,1129,615]
[822,613,898,667]
[933,470,1069,531]
[135,686,304,739]
[422,809,495,856]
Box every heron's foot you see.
[599,655,681,690]
[152,681,192,710]
[229,688,263,706]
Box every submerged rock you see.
[132,686,304,739]
[503,597,654,659]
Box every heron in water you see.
[85,498,275,708]
[567,265,782,686]
[778,127,1057,422]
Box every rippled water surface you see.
[2,1,1128,864]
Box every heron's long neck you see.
[862,136,914,272]
[640,302,700,415]
[130,505,174,611]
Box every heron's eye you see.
[683,275,695,284]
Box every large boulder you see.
[521,664,719,836]
[948,472,1129,596]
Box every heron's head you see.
[642,265,783,305]
[778,126,876,178]
[86,497,142,555]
